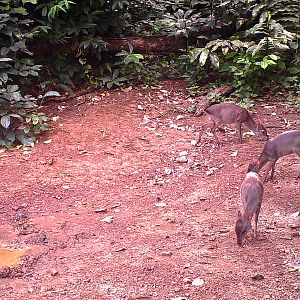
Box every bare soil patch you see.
[0,80,299,300]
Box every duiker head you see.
[256,122,268,141]
[235,211,251,246]
[247,160,260,173]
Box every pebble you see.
[176,156,188,163]
[51,269,59,276]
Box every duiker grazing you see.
[197,103,268,145]
[235,172,264,246]
[248,130,300,183]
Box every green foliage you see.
[25,112,49,134]
[97,69,127,89]
[222,52,286,99]
[36,0,75,20]
[0,0,50,148]
[1,0,299,142]
[180,0,299,97]
[0,85,36,148]
[115,43,145,82]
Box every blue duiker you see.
[248,130,300,183]
[235,171,264,246]
[197,103,268,145]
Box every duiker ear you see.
[237,210,242,218]
[247,162,253,172]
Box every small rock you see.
[164,167,172,175]
[137,104,144,110]
[176,156,188,163]
[51,269,58,276]
[155,202,167,207]
[251,274,264,280]
[192,277,205,286]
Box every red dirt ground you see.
[0,80,299,300]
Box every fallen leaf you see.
[114,247,126,252]
[101,216,114,223]
[152,178,165,185]
[94,208,107,213]
[43,139,52,144]
[161,251,172,256]
[230,150,238,157]
[79,150,89,155]
[164,167,172,175]
[288,267,299,273]
[290,211,299,218]
[192,277,205,286]
[179,151,188,156]
[206,167,218,176]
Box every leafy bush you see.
[179,0,299,98]
[0,0,50,148]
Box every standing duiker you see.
[248,130,300,183]
[235,172,264,246]
[197,103,268,145]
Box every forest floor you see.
[0,80,299,300]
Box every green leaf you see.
[289,67,300,75]
[199,49,209,66]
[268,54,278,61]
[107,82,114,89]
[22,0,37,3]
[189,48,201,62]
[260,61,268,69]
[13,7,28,15]
[209,53,219,68]
[24,126,31,134]
[1,115,11,128]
